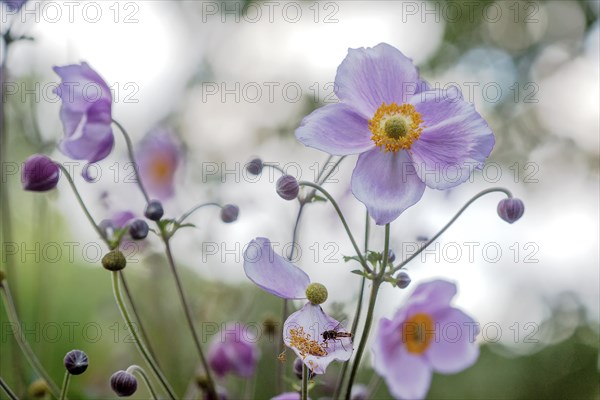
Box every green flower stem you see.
[298,181,372,274]
[160,236,217,399]
[301,364,309,400]
[111,119,150,203]
[344,223,390,400]
[0,377,18,400]
[391,187,513,274]
[177,202,222,226]
[262,162,287,175]
[58,164,105,241]
[126,365,159,400]
[0,284,60,398]
[59,371,71,400]
[111,271,177,400]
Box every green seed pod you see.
[102,250,127,271]
[305,282,328,305]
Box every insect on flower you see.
[321,321,353,351]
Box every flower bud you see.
[144,200,164,221]
[276,175,299,200]
[387,249,396,263]
[220,204,239,223]
[497,198,525,224]
[128,219,149,240]
[246,158,263,175]
[102,250,126,271]
[305,282,328,305]
[293,358,316,380]
[22,155,60,192]
[110,370,137,397]
[395,271,411,289]
[63,349,89,375]
[28,379,49,398]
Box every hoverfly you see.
[321,321,353,351]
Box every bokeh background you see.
[1,0,599,399]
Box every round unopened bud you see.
[0,269,6,283]
[110,370,137,397]
[63,349,88,375]
[220,204,239,223]
[497,198,525,224]
[395,271,411,289]
[246,158,263,175]
[22,154,60,192]
[305,282,328,305]
[387,249,396,263]
[276,175,299,201]
[102,250,126,271]
[144,200,164,221]
[128,219,149,240]
[28,379,49,398]
[293,358,316,380]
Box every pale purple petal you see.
[351,148,425,225]
[208,322,260,378]
[295,103,373,156]
[409,87,495,189]
[271,393,307,400]
[335,43,420,119]
[405,280,457,316]
[283,303,353,375]
[243,238,310,299]
[111,211,135,229]
[426,308,480,374]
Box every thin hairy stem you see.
[0,378,18,400]
[177,202,222,225]
[126,365,159,400]
[59,371,71,400]
[301,364,309,400]
[111,119,150,203]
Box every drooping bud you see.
[387,249,396,263]
[128,219,149,240]
[293,358,316,380]
[63,349,89,375]
[28,379,49,398]
[497,198,525,224]
[22,154,60,192]
[144,200,164,221]
[305,282,328,305]
[220,204,239,223]
[110,370,137,397]
[102,250,126,271]
[395,271,411,289]
[276,175,299,201]
[246,158,263,175]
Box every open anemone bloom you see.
[243,237,353,374]
[372,280,480,399]
[295,43,495,225]
[208,322,260,378]
[136,127,182,200]
[53,62,114,167]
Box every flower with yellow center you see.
[369,103,424,153]
[402,313,434,354]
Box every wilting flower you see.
[53,62,113,165]
[208,322,260,378]
[136,127,182,200]
[372,280,479,399]
[296,43,495,225]
[243,237,352,374]
[21,154,60,192]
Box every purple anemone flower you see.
[243,238,353,374]
[136,127,182,200]
[53,62,114,165]
[208,322,260,378]
[295,43,495,225]
[2,0,27,11]
[21,154,60,192]
[372,280,480,399]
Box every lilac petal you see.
[426,308,480,374]
[295,103,373,156]
[351,148,425,225]
[137,127,182,200]
[405,280,458,316]
[409,87,495,190]
[208,322,260,378]
[335,43,420,119]
[372,319,432,400]
[243,238,310,299]
[271,393,308,400]
[283,303,353,375]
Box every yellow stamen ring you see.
[369,102,424,153]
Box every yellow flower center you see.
[402,313,434,354]
[288,327,327,359]
[369,103,424,153]
[150,156,172,183]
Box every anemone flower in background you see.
[1,0,27,11]
[295,43,495,225]
[136,127,182,200]
[372,280,480,399]
[243,237,353,374]
[207,322,260,378]
[53,62,114,171]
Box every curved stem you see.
[392,187,513,273]
[262,162,287,176]
[126,365,159,400]
[301,364,309,400]
[0,284,60,398]
[298,181,372,274]
[111,272,177,400]
[0,378,18,400]
[161,237,217,399]
[59,371,70,400]
[317,156,345,186]
[58,164,105,241]
[111,119,150,203]
[177,202,222,225]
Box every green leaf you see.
[311,195,327,203]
